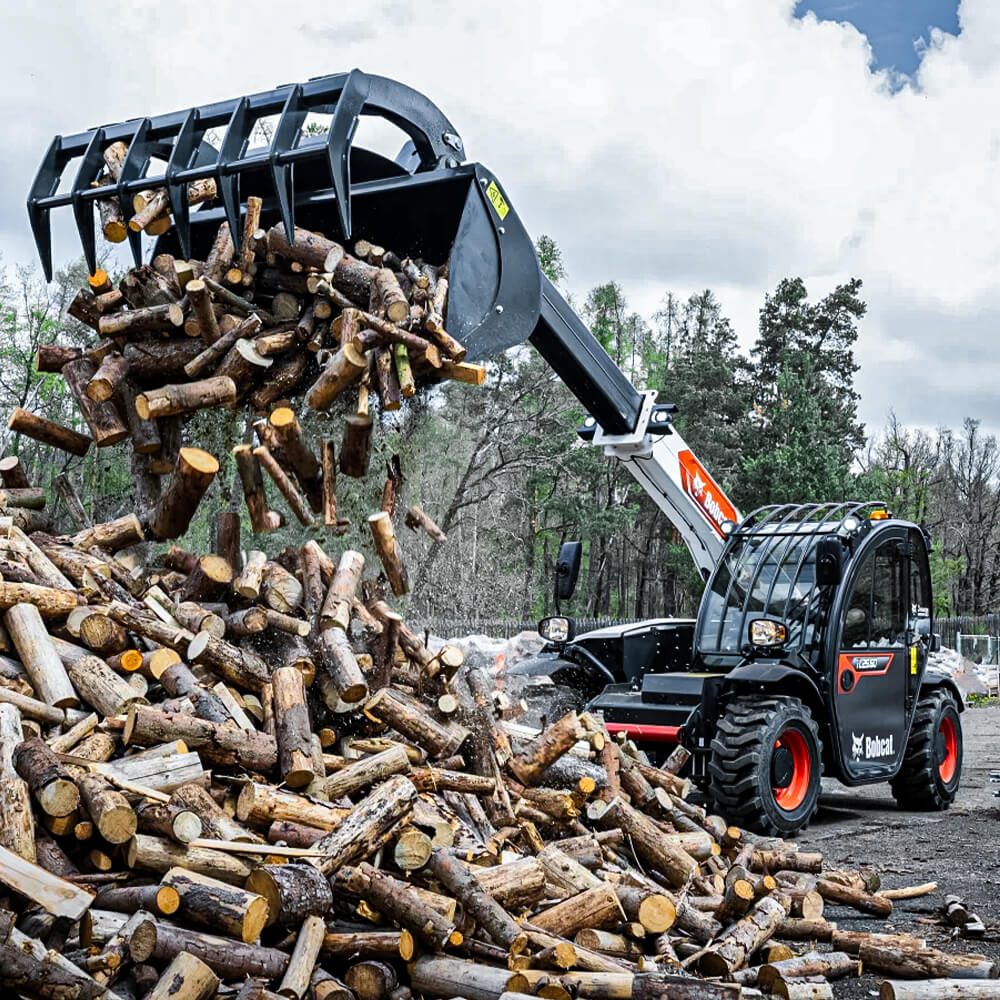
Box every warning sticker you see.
[485,180,509,220]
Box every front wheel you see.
[708,696,822,837]
[891,688,962,811]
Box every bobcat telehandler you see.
[27,70,964,835]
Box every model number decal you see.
[851,654,892,672]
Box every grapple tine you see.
[217,97,253,253]
[118,118,154,268]
[27,135,62,282]
[70,127,106,277]
[166,108,202,260]
[325,69,369,244]
[270,84,307,246]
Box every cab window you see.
[842,541,906,648]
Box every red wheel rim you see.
[938,715,958,783]
[773,728,811,810]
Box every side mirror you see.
[930,632,942,653]
[815,536,842,587]
[556,541,582,601]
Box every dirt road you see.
[796,703,1000,996]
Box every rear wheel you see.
[891,688,962,810]
[709,696,822,836]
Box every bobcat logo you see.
[851,731,895,760]
[852,732,865,760]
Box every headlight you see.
[749,619,787,648]
[842,516,860,533]
[539,616,571,642]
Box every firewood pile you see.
[0,148,989,1000]
[23,151,483,548]
[0,515,989,1000]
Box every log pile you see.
[0,519,987,1000]
[32,171,481,556]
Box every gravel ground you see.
[792,703,1000,997]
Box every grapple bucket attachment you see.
[29,70,642,431]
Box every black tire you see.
[891,688,962,811]
[708,696,822,837]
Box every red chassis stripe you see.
[605,723,681,743]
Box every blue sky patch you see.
[795,0,960,77]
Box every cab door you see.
[833,531,909,781]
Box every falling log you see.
[234,445,275,534]
[128,917,289,981]
[62,357,130,447]
[255,445,315,527]
[0,456,30,490]
[124,705,277,772]
[365,686,468,758]
[340,416,373,478]
[136,376,237,420]
[858,944,997,980]
[161,866,269,943]
[269,407,323,511]
[148,448,219,540]
[185,277,221,342]
[306,343,368,410]
[510,711,586,785]
[8,407,91,456]
[85,351,130,403]
[184,313,263,378]
[317,626,368,705]
[267,223,344,272]
[246,863,334,929]
[321,550,365,630]
[308,773,417,876]
[368,511,408,595]
[394,342,416,396]
[405,505,447,542]
[375,347,402,410]
[272,665,315,789]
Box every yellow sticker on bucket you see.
[486,180,509,220]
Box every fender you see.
[919,674,966,711]
[721,660,823,711]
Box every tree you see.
[740,277,866,510]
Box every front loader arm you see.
[531,275,740,580]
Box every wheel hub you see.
[771,745,794,788]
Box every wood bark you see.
[136,375,237,419]
[317,626,368,705]
[858,944,996,980]
[237,781,349,831]
[340,415,374,478]
[321,550,364,630]
[146,950,220,1000]
[326,745,410,800]
[368,511,408,595]
[598,798,698,890]
[255,445,315,527]
[267,224,344,272]
[366,686,468,758]
[62,358,129,447]
[306,343,368,410]
[6,604,79,707]
[279,913,327,1000]
[698,894,791,976]
[272,665,315,788]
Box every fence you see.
[417,613,993,650]
[415,617,641,640]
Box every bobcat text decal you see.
[678,451,739,538]
[851,732,895,761]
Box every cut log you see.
[340,416,373,478]
[368,511,408,595]
[321,550,365,630]
[599,798,699,890]
[6,604,79,708]
[234,445,275,534]
[62,358,129,446]
[279,913,327,999]
[306,343,368,410]
[145,950,219,1000]
[881,983,1000,1000]
[246,863,334,928]
[858,943,997,980]
[8,407,91,456]
[136,376,237,419]
[405,505,447,542]
[127,833,252,884]
[308,773,417,876]
[365,686,468,758]
[273,665,315,788]
[148,448,219,540]
[326,745,410,800]
[409,955,529,1000]
[317,626,369,705]
[267,223,344,272]
[255,445,315,527]
[0,841,93,918]
[237,781,350,832]
[162,865,269,942]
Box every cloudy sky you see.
[0,0,993,439]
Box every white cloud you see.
[1,0,998,438]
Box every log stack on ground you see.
[0,175,985,1000]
